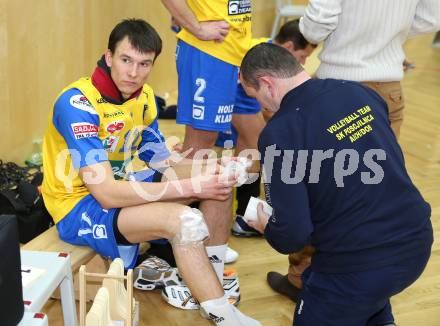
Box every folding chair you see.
[271,0,307,39]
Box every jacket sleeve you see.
[408,0,440,37]
[260,140,313,255]
[299,0,342,44]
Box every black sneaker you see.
[231,215,262,237]
[266,272,300,302]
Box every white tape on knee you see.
[173,208,209,245]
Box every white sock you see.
[200,296,261,326]
[206,244,227,283]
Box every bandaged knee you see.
[172,208,209,245]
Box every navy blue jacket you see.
[259,78,432,273]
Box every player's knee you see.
[169,207,210,245]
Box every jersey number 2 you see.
[194,78,206,103]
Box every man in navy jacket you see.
[241,43,433,326]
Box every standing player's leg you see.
[232,113,265,160]
[175,40,238,158]
[231,83,265,165]
[231,84,266,236]
[181,126,218,159]
[174,39,239,282]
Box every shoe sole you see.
[133,268,163,290]
[134,264,182,290]
[231,230,261,238]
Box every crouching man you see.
[241,43,432,326]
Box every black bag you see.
[0,180,53,243]
[0,160,53,243]
[0,215,24,325]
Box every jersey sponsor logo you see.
[218,105,234,114]
[228,0,251,15]
[71,122,99,140]
[215,104,233,124]
[92,224,108,239]
[230,16,252,24]
[102,135,120,153]
[192,104,205,120]
[103,111,124,118]
[214,114,232,124]
[69,94,97,114]
[97,97,108,104]
[106,121,125,134]
[96,97,108,104]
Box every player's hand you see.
[191,170,236,201]
[247,203,269,233]
[195,20,230,42]
[219,156,252,186]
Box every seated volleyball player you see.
[41,18,260,326]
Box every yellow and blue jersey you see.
[41,77,170,223]
[177,0,252,66]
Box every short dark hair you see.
[274,19,317,50]
[108,18,162,59]
[240,43,304,90]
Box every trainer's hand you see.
[247,203,269,233]
[194,20,230,42]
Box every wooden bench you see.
[22,226,96,272]
[22,226,110,301]
[22,226,149,301]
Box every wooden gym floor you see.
[44,33,440,325]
